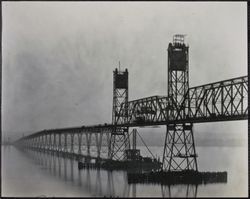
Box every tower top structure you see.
[173,34,186,45]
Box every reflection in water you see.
[70,159,74,182]
[132,183,136,198]
[18,148,198,197]
[107,171,114,196]
[186,184,198,198]
[86,169,91,192]
[95,169,102,196]
[161,184,198,198]
[78,167,82,187]
[53,155,56,176]
[122,173,130,197]
[64,158,67,181]
[2,145,12,152]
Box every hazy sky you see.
[2,2,247,141]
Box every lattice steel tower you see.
[109,66,130,160]
[163,34,198,171]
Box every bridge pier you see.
[41,135,44,151]
[109,127,130,160]
[161,184,198,198]
[58,134,62,153]
[40,136,43,151]
[43,134,46,151]
[48,134,51,151]
[70,134,74,156]
[34,138,36,150]
[86,133,92,157]
[95,132,103,159]
[162,123,198,171]
[53,134,57,153]
[44,134,48,151]
[38,137,41,151]
[30,138,33,149]
[63,133,67,153]
[78,132,82,155]
[40,135,44,151]
[31,139,33,149]
[35,137,38,150]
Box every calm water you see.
[1,145,248,197]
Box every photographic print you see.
[1,1,248,197]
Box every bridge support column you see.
[53,134,57,153]
[78,132,82,155]
[96,132,103,159]
[86,133,92,157]
[39,136,42,151]
[44,135,46,151]
[110,67,130,160]
[30,139,33,149]
[70,134,74,154]
[48,134,52,151]
[43,135,46,151]
[38,136,41,151]
[162,123,198,171]
[33,138,36,149]
[31,138,33,149]
[29,139,31,149]
[40,136,43,151]
[109,127,130,160]
[58,133,62,153]
[35,137,38,150]
[64,133,68,153]
[44,134,48,151]
[41,135,44,151]
[38,137,40,150]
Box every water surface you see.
[2,145,248,197]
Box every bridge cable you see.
[136,131,156,160]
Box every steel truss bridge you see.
[15,35,248,172]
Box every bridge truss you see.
[115,75,248,126]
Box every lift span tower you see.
[164,34,197,171]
